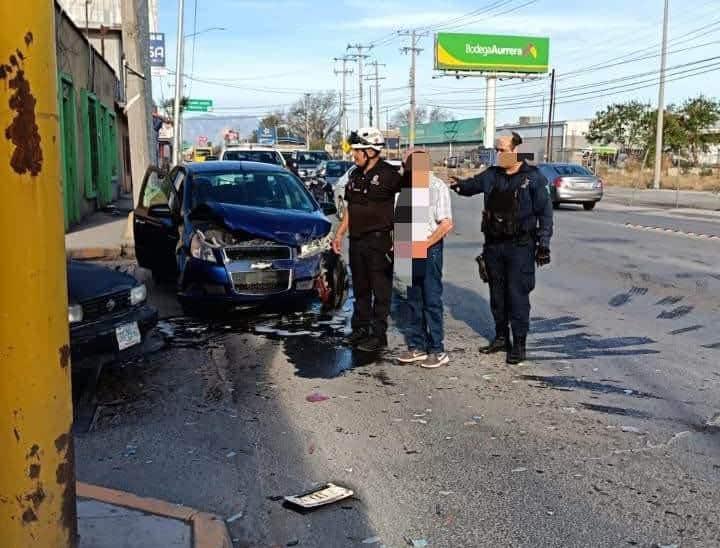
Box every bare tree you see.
[390,106,428,128]
[286,92,340,148]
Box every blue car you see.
[133,161,347,313]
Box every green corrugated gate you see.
[400,118,485,145]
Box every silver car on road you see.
[538,163,603,211]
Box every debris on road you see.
[621,426,643,434]
[306,392,330,403]
[362,537,381,544]
[561,407,577,414]
[226,512,243,523]
[439,491,453,496]
[286,539,300,546]
[410,419,428,425]
[512,467,528,473]
[226,451,237,458]
[284,483,354,509]
[464,421,478,426]
[405,538,429,547]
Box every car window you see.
[168,170,185,212]
[538,165,558,179]
[222,150,283,165]
[190,170,316,212]
[555,164,593,176]
[141,170,170,208]
[326,162,349,177]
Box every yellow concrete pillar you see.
[0,3,78,547]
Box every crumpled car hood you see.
[67,260,137,304]
[193,202,331,246]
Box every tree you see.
[258,111,289,138]
[391,106,428,128]
[677,95,720,164]
[161,96,189,117]
[286,92,339,147]
[428,106,454,122]
[587,101,650,151]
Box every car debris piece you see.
[621,426,643,434]
[226,512,243,523]
[511,467,528,473]
[362,537,381,544]
[306,392,330,403]
[284,483,354,509]
[404,537,429,547]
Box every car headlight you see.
[68,304,83,324]
[190,230,219,263]
[130,284,147,305]
[299,235,331,258]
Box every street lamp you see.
[183,27,226,39]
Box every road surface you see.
[76,198,720,547]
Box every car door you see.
[134,166,181,277]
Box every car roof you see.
[184,160,286,174]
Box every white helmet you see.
[349,127,385,152]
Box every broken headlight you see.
[190,230,220,263]
[68,304,83,324]
[130,284,147,305]
[299,235,331,259]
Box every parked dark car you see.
[289,150,332,180]
[538,163,604,210]
[133,161,347,314]
[67,260,158,366]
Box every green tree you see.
[161,96,189,117]
[587,101,650,151]
[677,95,720,164]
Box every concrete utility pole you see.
[545,68,557,161]
[347,43,372,129]
[1,5,78,545]
[485,75,497,150]
[653,0,670,190]
[400,29,428,148]
[172,0,185,165]
[365,60,386,128]
[305,92,311,149]
[121,0,154,206]
[334,56,354,145]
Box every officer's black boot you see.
[507,336,527,365]
[356,332,388,353]
[481,327,510,354]
[346,328,370,347]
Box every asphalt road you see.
[76,198,720,548]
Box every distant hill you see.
[183,115,259,146]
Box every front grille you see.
[232,270,291,295]
[80,290,132,322]
[225,245,292,262]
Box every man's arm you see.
[531,174,554,249]
[428,177,454,247]
[427,218,453,248]
[449,168,494,197]
[332,209,349,254]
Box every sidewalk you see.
[66,195,135,260]
[77,483,231,547]
[603,186,720,211]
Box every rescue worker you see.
[449,132,553,365]
[332,128,403,352]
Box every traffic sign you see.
[186,99,214,112]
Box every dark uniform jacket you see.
[344,160,403,238]
[455,162,554,248]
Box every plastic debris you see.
[362,537,381,544]
[226,512,243,523]
[621,426,643,434]
[482,374,495,381]
[413,413,426,418]
[405,538,428,547]
[512,467,528,473]
[561,407,577,414]
[463,421,478,426]
[439,491,453,496]
[286,539,300,546]
[472,416,483,421]
[284,483,353,509]
[226,451,237,459]
[624,389,634,395]
[306,392,330,403]
[410,419,428,425]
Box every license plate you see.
[116,322,141,351]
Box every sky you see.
[154,0,720,131]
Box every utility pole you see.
[305,92,311,149]
[365,60,386,128]
[121,0,153,206]
[172,0,185,165]
[400,29,428,148]
[334,56,354,145]
[347,43,372,128]
[368,85,373,126]
[545,69,557,162]
[653,0,670,189]
[1,5,78,546]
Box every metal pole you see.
[368,85,373,126]
[305,92,311,149]
[409,30,417,148]
[172,0,185,164]
[485,75,497,149]
[545,68,556,161]
[1,5,78,545]
[341,59,347,143]
[375,62,381,128]
[653,0,670,189]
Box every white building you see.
[496,117,591,163]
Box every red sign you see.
[197,136,208,146]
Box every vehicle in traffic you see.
[288,150,332,180]
[319,160,354,185]
[332,160,402,220]
[67,260,158,367]
[193,146,213,162]
[220,146,288,168]
[537,163,603,210]
[133,161,347,314]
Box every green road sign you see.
[435,33,549,73]
[185,99,213,112]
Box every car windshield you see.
[190,170,316,212]
[296,152,330,164]
[325,162,350,177]
[222,150,282,165]
[555,164,593,176]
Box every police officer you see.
[332,128,403,352]
[449,132,553,365]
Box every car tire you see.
[583,202,596,211]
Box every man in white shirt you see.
[396,149,454,369]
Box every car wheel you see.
[583,202,596,211]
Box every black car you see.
[67,260,158,367]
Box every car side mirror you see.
[321,202,337,216]
[149,204,172,218]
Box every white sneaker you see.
[421,353,450,369]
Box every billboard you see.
[434,33,549,73]
[258,126,277,145]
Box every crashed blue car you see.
[133,161,347,313]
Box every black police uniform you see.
[455,162,553,359]
[344,160,403,342]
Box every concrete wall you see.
[56,4,126,221]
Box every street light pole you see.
[400,29,427,148]
[653,0,669,189]
[305,92,311,150]
[172,0,185,165]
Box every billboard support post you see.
[485,75,497,148]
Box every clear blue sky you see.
[155,0,719,127]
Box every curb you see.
[76,482,232,548]
[624,222,720,240]
[66,243,136,261]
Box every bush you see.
[700,167,714,177]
